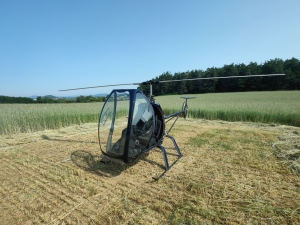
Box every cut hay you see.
[0,120,300,224]
[272,129,300,173]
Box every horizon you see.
[1,1,300,97]
[1,58,296,98]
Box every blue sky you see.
[1,0,299,97]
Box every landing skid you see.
[152,135,182,181]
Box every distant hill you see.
[93,93,108,97]
[44,95,58,99]
[29,95,58,100]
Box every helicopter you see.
[60,74,285,174]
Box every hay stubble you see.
[0,120,300,224]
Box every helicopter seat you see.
[132,103,154,146]
[110,128,136,156]
[135,119,153,145]
[109,128,127,155]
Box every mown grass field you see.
[0,91,299,135]
[0,120,299,224]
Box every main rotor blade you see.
[158,74,285,83]
[59,74,285,91]
[59,82,140,91]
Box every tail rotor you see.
[180,97,196,119]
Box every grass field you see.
[0,103,103,135]
[0,119,299,224]
[158,91,300,127]
[0,91,299,135]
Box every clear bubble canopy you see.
[98,89,155,163]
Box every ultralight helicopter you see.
[60,74,285,175]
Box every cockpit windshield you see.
[98,90,154,162]
[98,91,130,156]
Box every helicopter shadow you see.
[41,134,129,177]
[70,149,169,178]
[70,150,137,177]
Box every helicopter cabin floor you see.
[0,119,300,224]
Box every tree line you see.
[138,57,300,96]
[1,57,299,103]
[0,95,106,104]
[0,96,36,104]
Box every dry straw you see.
[0,120,299,224]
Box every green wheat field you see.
[0,91,299,135]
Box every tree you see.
[284,57,300,90]
[137,57,300,95]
